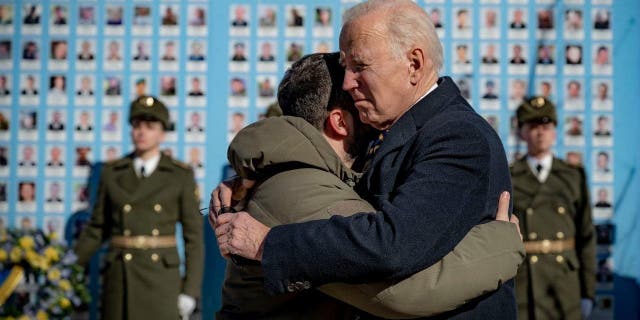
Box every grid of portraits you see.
[0,1,213,238]
[0,0,618,316]
[226,3,336,142]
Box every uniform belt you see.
[524,238,574,254]
[111,235,176,249]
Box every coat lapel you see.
[511,157,542,200]
[114,155,140,196]
[362,77,461,191]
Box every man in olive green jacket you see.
[217,53,524,319]
[74,96,204,320]
[512,97,596,320]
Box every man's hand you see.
[215,211,270,261]
[208,177,255,219]
[495,191,522,240]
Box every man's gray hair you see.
[278,53,354,130]
[342,0,443,72]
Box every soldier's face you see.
[131,120,165,153]
[520,122,556,155]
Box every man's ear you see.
[408,47,429,85]
[324,108,349,138]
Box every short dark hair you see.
[277,52,353,130]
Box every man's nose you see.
[342,69,358,92]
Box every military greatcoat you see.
[74,153,204,320]
[511,157,596,320]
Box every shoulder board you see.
[172,159,191,170]
[108,157,132,170]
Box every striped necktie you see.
[362,131,387,172]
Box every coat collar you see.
[114,153,176,202]
[366,77,460,175]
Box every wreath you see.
[0,228,90,319]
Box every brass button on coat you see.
[124,229,131,236]
[124,253,132,261]
[123,204,132,213]
[557,206,566,214]
[556,232,565,239]
[530,255,538,263]
[529,232,538,240]
[526,208,534,215]
[152,229,159,236]
[556,255,564,263]
[154,204,162,213]
[151,253,159,262]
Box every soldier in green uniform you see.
[74,96,204,320]
[511,96,596,320]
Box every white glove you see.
[581,298,593,319]
[178,294,196,319]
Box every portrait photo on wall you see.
[75,75,95,102]
[230,5,249,27]
[227,110,247,142]
[106,5,123,26]
[565,150,584,167]
[593,80,613,111]
[23,4,41,26]
[45,180,64,203]
[75,146,92,167]
[132,40,151,61]
[46,145,65,168]
[187,76,206,97]
[134,5,152,27]
[536,79,556,102]
[188,40,206,62]
[593,150,614,182]
[78,5,95,26]
[19,110,37,131]
[565,79,584,110]
[480,7,499,39]
[51,4,68,26]
[47,109,66,132]
[18,181,36,203]
[20,74,39,96]
[50,40,68,61]
[0,40,12,60]
[21,40,38,61]
[102,110,122,140]
[424,6,441,29]
[564,115,585,146]
[189,5,207,27]
[258,5,276,29]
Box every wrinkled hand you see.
[208,177,255,220]
[177,294,196,318]
[581,298,593,319]
[495,191,522,240]
[215,211,270,261]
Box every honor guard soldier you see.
[511,96,596,320]
[74,96,204,320]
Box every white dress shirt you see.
[527,153,553,183]
[133,153,161,178]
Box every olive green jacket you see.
[220,116,524,319]
[74,154,204,320]
[511,157,596,320]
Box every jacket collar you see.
[114,153,176,202]
[366,77,460,173]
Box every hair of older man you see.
[342,0,443,72]
[277,52,354,130]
